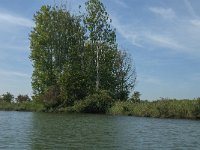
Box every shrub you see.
[42,85,62,110]
[192,99,200,118]
[73,90,114,113]
[16,94,31,103]
[114,91,129,101]
[108,101,130,115]
[15,101,44,112]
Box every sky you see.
[0,0,200,100]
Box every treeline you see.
[30,0,136,111]
[0,92,30,103]
[0,92,44,111]
[1,91,200,120]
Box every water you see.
[0,111,200,150]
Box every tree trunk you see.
[96,45,99,91]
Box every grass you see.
[1,98,200,120]
[108,99,200,119]
[0,101,44,112]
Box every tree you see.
[114,51,137,100]
[130,91,141,103]
[16,94,31,103]
[30,5,85,105]
[84,0,117,92]
[1,92,14,103]
[30,5,57,97]
[30,1,137,109]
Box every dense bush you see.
[192,99,200,118]
[73,90,114,113]
[41,86,62,110]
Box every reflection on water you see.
[0,111,200,149]
[31,113,122,149]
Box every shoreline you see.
[1,99,200,120]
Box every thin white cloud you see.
[0,70,30,78]
[190,19,200,27]
[111,6,200,57]
[0,12,34,27]
[149,7,176,19]
[143,32,183,50]
[111,16,143,47]
[112,16,183,50]
[184,0,198,18]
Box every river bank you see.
[108,99,200,120]
[1,99,200,120]
[0,101,44,112]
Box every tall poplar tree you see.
[30,5,85,105]
[84,0,117,92]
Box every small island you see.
[1,1,200,149]
[0,0,200,120]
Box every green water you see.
[0,111,200,149]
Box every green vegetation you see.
[1,0,200,121]
[29,0,136,110]
[109,98,200,119]
[0,101,44,112]
[0,93,44,112]
[1,92,14,103]
[72,90,113,113]
[1,91,200,120]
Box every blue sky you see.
[0,0,200,100]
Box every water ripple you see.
[0,111,200,149]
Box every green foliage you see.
[84,0,118,92]
[114,51,137,101]
[192,99,200,118]
[0,92,44,112]
[109,99,200,119]
[29,1,137,110]
[0,101,44,112]
[129,91,141,103]
[30,5,85,103]
[73,90,113,113]
[14,102,44,112]
[1,92,14,103]
[16,94,31,103]
[41,85,62,109]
